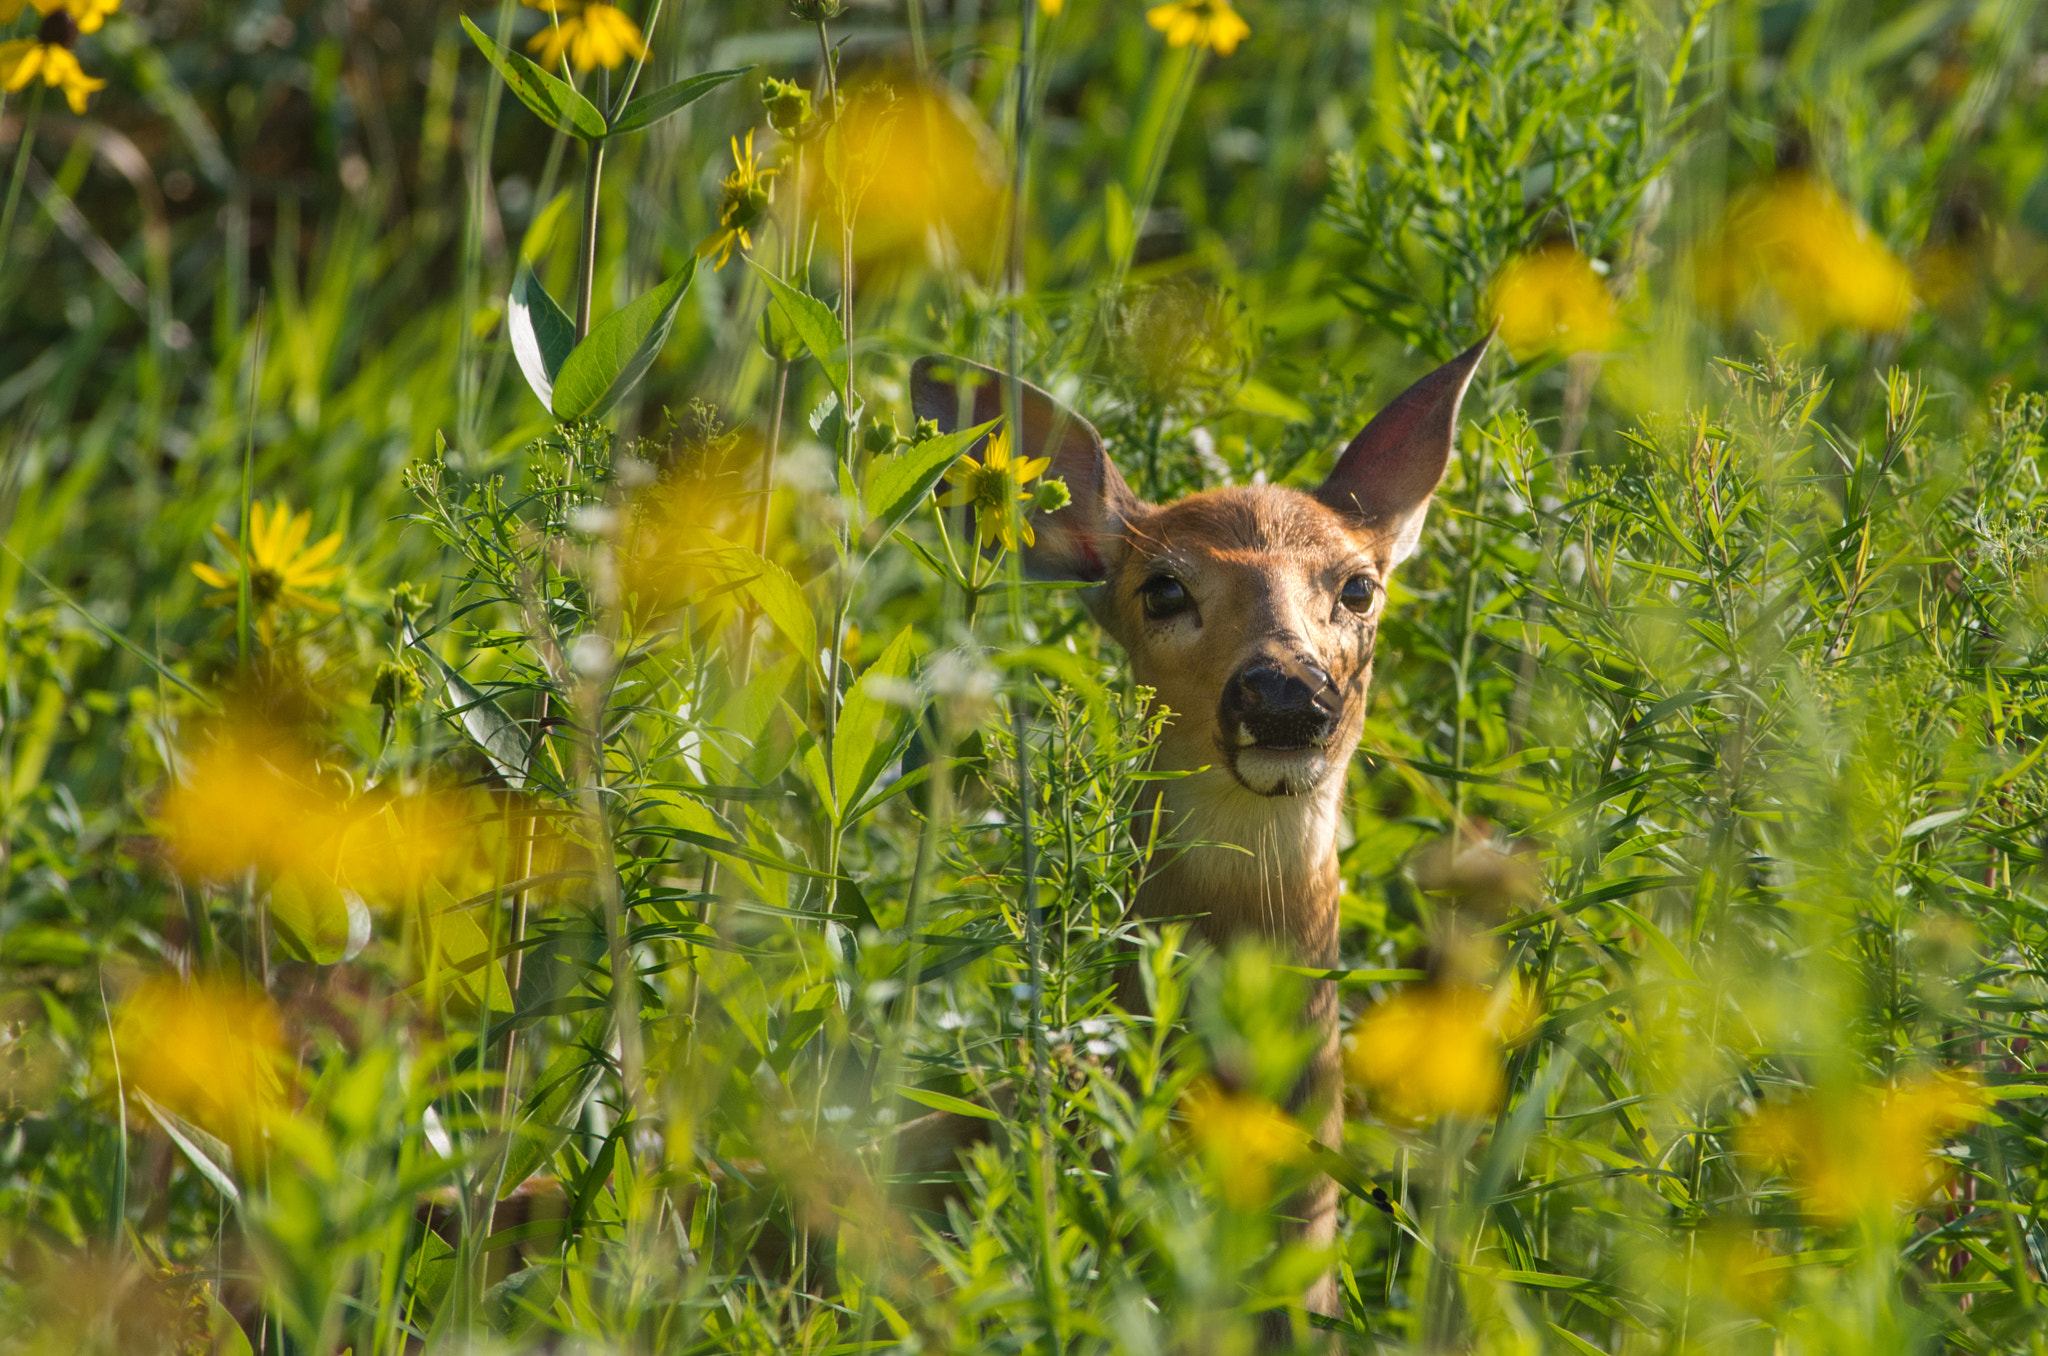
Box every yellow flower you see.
[113,975,286,1156]
[1146,0,1250,55]
[1740,1073,1985,1223]
[0,0,121,31]
[937,426,1052,554]
[159,729,345,884]
[524,1,646,73]
[1697,174,1914,335]
[1488,243,1619,360]
[190,499,344,630]
[0,15,105,115]
[1038,0,1063,13]
[1180,1079,1304,1208]
[1347,982,1537,1121]
[698,130,778,270]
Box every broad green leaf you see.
[484,1264,562,1339]
[499,1008,611,1195]
[460,15,607,140]
[404,620,529,789]
[832,628,920,822]
[551,260,697,421]
[747,262,847,393]
[267,873,352,964]
[418,881,515,1014]
[607,66,751,136]
[863,419,999,545]
[741,555,819,679]
[509,263,576,411]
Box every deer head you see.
[912,339,1490,808]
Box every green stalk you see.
[457,0,518,447]
[236,294,267,667]
[0,86,42,268]
[573,136,607,340]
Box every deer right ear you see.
[1315,332,1492,569]
[911,356,1141,584]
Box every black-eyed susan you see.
[937,425,1053,555]
[0,9,106,114]
[191,499,344,629]
[0,0,120,32]
[698,131,777,270]
[522,0,647,74]
[1488,242,1619,361]
[1145,0,1250,56]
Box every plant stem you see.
[574,137,607,340]
[0,86,41,268]
[237,293,268,668]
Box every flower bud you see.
[762,77,813,135]
[1031,476,1072,515]
[788,0,844,19]
[910,417,941,445]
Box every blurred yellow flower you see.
[190,499,344,637]
[1697,175,1914,335]
[822,83,1004,271]
[938,427,1051,555]
[698,131,777,270]
[1181,1079,1304,1208]
[1347,982,1537,1121]
[160,732,342,884]
[1038,0,1062,12]
[0,16,105,115]
[114,976,286,1154]
[0,0,121,33]
[524,1,646,73]
[1146,0,1250,55]
[1488,243,1619,360]
[1741,1073,1985,1222]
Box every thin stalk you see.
[457,0,518,447]
[0,86,42,267]
[236,293,267,667]
[574,137,607,340]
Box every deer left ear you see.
[1315,331,1493,568]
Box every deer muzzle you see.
[1222,658,1339,751]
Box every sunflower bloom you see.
[1348,981,1538,1121]
[1146,0,1250,56]
[698,130,778,270]
[1180,1080,1305,1209]
[524,0,647,73]
[1488,243,1619,360]
[937,426,1052,555]
[190,499,344,632]
[0,11,105,114]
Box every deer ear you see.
[1315,332,1493,568]
[911,355,1142,583]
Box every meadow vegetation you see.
[6,0,2048,1352]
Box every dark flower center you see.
[38,10,79,49]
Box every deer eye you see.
[1139,574,1192,621]
[1338,575,1378,616]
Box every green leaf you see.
[403,620,530,789]
[897,1087,1000,1121]
[747,262,847,393]
[832,628,920,823]
[267,874,355,965]
[135,1090,239,1203]
[499,1008,612,1196]
[550,260,697,421]
[863,419,999,545]
[460,15,607,140]
[418,882,516,1015]
[607,67,751,136]
[740,554,819,679]
[509,263,576,411]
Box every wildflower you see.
[788,0,844,19]
[1347,982,1537,1121]
[761,76,813,137]
[1697,174,1914,335]
[1488,243,1619,361]
[523,0,647,74]
[1146,0,1251,56]
[1181,1079,1304,1208]
[159,731,344,884]
[823,83,1002,269]
[0,11,106,115]
[698,131,777,269]
[0,0,121,34]
[1741,1073,1986,1222]
[937,426,1053,555]
[190,499,344,638]
[113,975,286,1154]
[1039,0,1064,13]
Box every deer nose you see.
[1224,659,1337,750]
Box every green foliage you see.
[9,0,2048,1352]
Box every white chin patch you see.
[1233,746,1332,796]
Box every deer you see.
[906,333,1492,1341]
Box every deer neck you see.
[1136,767,1345,967]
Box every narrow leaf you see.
[509,263,576,410]
[403,620,530,789]
[136,1090,240,1203]
[499,1009,612,1195]
[551,260,697,421]
[607,67,751,136]
[460,15,607,140]
[747,262,847,393]
[897,1087,1000,1121]
[863,419,1000,544]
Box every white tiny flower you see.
[570,632,612,675]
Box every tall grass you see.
[6,0,2048,1352]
